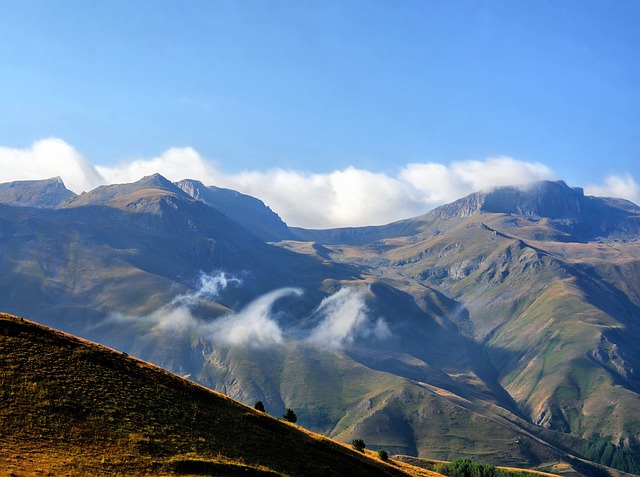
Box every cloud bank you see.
[108,272,389,350]
[1,138,637,228]
[585,174,640,204]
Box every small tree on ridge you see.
[352,438,366,452]
[283,408,297,423]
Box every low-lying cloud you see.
[106,271,389,350]
[171,272,242,308]
[204,287,303,347]
[307,287,390,349]
[1,138,637,228]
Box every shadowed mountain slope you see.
[176,178,294,242]
[0,174,354,336]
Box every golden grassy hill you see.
[0,312,436,477]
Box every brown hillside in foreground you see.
[0,313,435,477]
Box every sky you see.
[0,0,639,228]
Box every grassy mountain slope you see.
[281,207,640,473]
[0,312,436,477]
[352,214,640,471]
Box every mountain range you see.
[1,175,639,477]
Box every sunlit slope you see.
[351,213,640,470]
[0,313,435,477]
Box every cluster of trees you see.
[352,439,389,462]
[579,435,640,474]
[433,459,540,477]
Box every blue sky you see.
[0,1,639,227]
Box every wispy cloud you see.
[106,271,389,350]
[204,287,303,347]
[106,272,298,348]
[171,272,242,308]
[0,138,104,193]
[0,138,636,228]
[306,286,390,349]
[585,174,640,204]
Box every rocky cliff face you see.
[430,180,640,242]
[481,181,585,217]
[435,181,586,219]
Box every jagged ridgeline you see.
[1,175,640,476]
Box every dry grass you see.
[0,312,435,477]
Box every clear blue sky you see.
[1,0,638,186]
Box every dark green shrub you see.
[352,438,366,452]
[254,400,265,412]
[378,449,389,461]
[282,408,297,423]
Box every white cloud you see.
[224,166,424,229]
[2,138,637,228]
[585,174,640,204]
[106,272,301,348]
[399,156,556,205]
[204,287,303,347]
[307,287,390,349]
[105,272,390,350]
[95,146,222,186]
[171,271,242,308]
[0,138,104,193]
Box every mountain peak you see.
[435,180,588,219]
[480,180,585,218]
[62,173,188,209]
[0,176,77,208]
[134,173,177,190]
[175,178,208,201]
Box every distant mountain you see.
[0,312,427,477]
[176,178,294,242]
[434,180,640,241]
[0,176,76,208]
[1,175,639,477]
[293,180,640,245]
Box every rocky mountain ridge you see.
[1,174,639,476]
